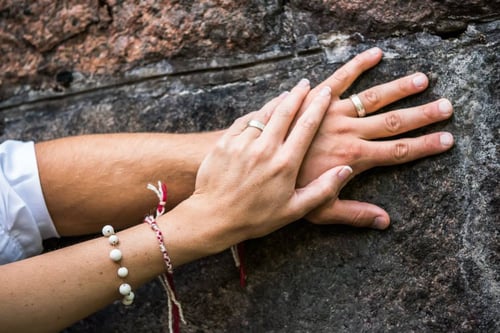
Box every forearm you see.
[0,200,231,333]
[35,131,223,236]
[0,224,160,332]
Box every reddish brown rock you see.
[0,0,273,92]
[0,0,496,95]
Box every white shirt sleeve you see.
[0,140,59,264]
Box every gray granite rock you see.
[0,3,498,333]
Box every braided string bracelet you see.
[145,181,185,333]
[230,243,247,287]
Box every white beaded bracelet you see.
[102,225,135,305]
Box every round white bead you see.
[122,295,134,305]
[119,283,132,296]
[123,291,135,302]
[108,234,119,245]
[109,248,122,262]
[117,266,129,278]
[102,225,115,237]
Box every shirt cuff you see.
[6,141,59,240]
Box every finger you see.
[223,112,256,138]
[339,72,429,117]
[315,47,383,97]
[285,86,332,163]
[305,198,391,230]
[261,78,311,143]
[358,98,454,139]
[362,131,454,168]
[292,165,353,219]
[239,91,289,140]
[216,111,263,154]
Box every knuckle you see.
[274,155,293,172]
[392,142,410,160]
[422,103,435,120]
[384,113,403,133]
[234,114,249,127]
[317,183,336,201]
[299,116,320,131]
[276,106,293,117]
[215,137,229,152]
[350,209,366,227]
[330,118,353,135]
[398,78,411,93]
[226,141,246,156]
[337,142,363,163]
[264,106,274,119]
[349,144,363,161]
[248,143,270,160]
[332,68,350,83]
[364,90,380,107]
[423,135,438,150]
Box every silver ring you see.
[247,119,266,132]
[349,94,366,117]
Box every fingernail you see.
[438,99,453,116]
[319,86,331,97]
[298,78,310,87]
[440,132,454,147]
[337,166,353,181]
[280,91,289,98]
[368,47,381,55]
[372,216,388,230]
[412,74,427,88]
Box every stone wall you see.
[0,1,498,332]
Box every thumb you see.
[294,165,353,216]
[306,199,391,230]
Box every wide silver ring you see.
[349,94,366,117]
[247,119,266,132]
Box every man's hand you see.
[297,48,454,229]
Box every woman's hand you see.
[296,48,455,229]
[187,78,352,251]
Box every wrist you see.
[156,196,239,267]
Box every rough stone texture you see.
[0,0,498,103]
[0,1,499,332]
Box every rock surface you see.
[0,1,498,332]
